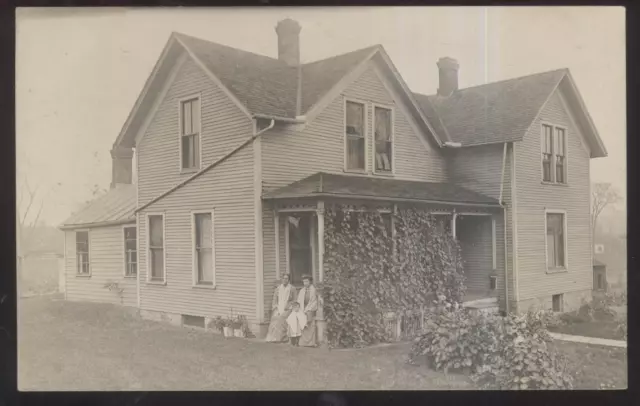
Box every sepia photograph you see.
[16,6,626,391]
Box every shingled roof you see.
[60,185,136,229]
[413,69,568,147]
[264,172,499,206]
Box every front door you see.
[288,214,313,286]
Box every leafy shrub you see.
[323,207,465,348]
[409,308,574,390]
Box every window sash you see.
[374,107,393,172]
[345,101,365,170]
[148,216,164,280]
[124,228,137,276]
[546,214,565,268]
[181,134,200,169]
[194,213,213,284]
[76,232,89,274]
[542,124,567,183]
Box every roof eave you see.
[59,217,136,231]
[263,192,499,208]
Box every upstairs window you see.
[374,107,393,173]
[194,212,214,286]
[541,124,567,184]
[180,97,201,171]
[148,215,165,282]
[345,101,365,171]
[124,227,137,277]
[76,231,90,275]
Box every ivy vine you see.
[321,206,466,348]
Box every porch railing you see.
[383,308,427,341]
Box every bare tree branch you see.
[591,182,622,239]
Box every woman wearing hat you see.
[296,274,318,347]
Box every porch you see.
[262,172,504,342]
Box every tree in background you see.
[591,182,622,243]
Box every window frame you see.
[371,103,395,175]
[122,225,138,278]
[191,210,216,288]
[544,209,568,273]
[178,94,202,174]
[343,98,368,173]
[552,293,564,312]
[540,122,568,185]
[146,212,167,285]
[75,229,91,277]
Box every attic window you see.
[374,106,393,173]
[180,97,201,171]
[345,101,365,171]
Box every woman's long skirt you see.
[265,310,290,342]
[299,311,317,347]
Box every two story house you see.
[59,18,607,338]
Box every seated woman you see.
[296,274,318,347]
[265,274,297,343]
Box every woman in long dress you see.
[265,274,297,342]
[296,274,318,347]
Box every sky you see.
[16,7,626,226]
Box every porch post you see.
[317,201,325,283]
[316,200,327,347]
[452,212,458,239]
[274,210,280,280]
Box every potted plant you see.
[211,316,225,334]
[232,315,245,338]
[222,317,234,338]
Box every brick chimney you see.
[110,146,134,189]
[436,57,459,97]
[275,18,301,67]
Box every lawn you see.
[18,295,627,391]
[548,306,627,341]
[550,341,627,389]
[18,295,471,391]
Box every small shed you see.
[593,259,608,292]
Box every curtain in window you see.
[375,108,392,171]
[196,213,213,284]
[346,102,365,170]
[546,214,564,268]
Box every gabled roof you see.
[60,185,136,229]
[413,69,607,157]
[264,172,499,207]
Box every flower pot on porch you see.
[223,326,234,338]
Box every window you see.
[552,294,563,312]
[489,275,497,291]
[345,101,365,171]
[546,212,566,269]
[541,124,567,184]
[374,107,393,173]
[148,215,165,281]
[180,97,200,171]
[194,212,214,286]
[124,227,137,277]
[542,124,553,182]
[76,231,90,275]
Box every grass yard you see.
[549,306,627,341]
[18,295,471,391]
[551,341,627,389]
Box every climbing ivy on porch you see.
[321,206,466,348]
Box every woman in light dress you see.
[265,274,297,343]
[296,274,318,347]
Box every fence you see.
[383,308,426,341]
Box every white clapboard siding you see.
[137,55,256,321]
[515,89,592,300]
[64,226,137,307]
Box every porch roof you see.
[263,172,500,207]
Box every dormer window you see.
[180,97,201,171]
[374,106,393,173]
[541,123,567,184]
[345,101,365,171]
